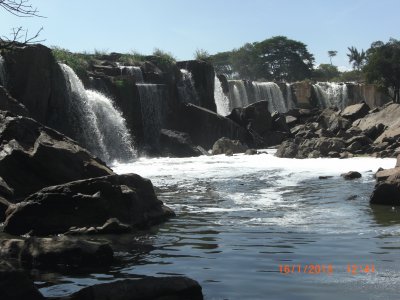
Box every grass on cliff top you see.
[51,46,95,79]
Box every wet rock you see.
[370,175,400,206]
[60,276,203,300]
[0,236,113,268]
[67,218,132,235]
[375,168,400,182]
[319,176,333,180]
[0,197,10,222]
[275,140,299,158]
[4,174,175,236]
[212,137,248,155]
[0,261,44,300]
[341,102,370,122]
[285,115,298,127]
[347,141,363,153]
[271,112,289,133]
[341,171,362,180]
[0,111,114,201]
[0,176,13,199]
[179,103,249,150]
[245,149,258,155]
[160,129,208,158]
[340,151,354,159]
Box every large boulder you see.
[0,237,113,268]
[4,174,174,236]
[340,102,370,122]
[159,129,208,157]
[60,276,203,300]
[0,86,29,117]
[370,176,400,205]
[212,137,248,155]
[178,103,250,150]
[0,262,44,300]
[177,60,216,112]
[0,111,113,200]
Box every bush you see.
[51,46,93,80]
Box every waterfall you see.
[177,69,199,105]
[123,66,144,83]
[0,56,6,86]
[214,76,230,116]
[313,82,348,110]
[286,83,296,110]
[252,82,287,113]
[59,63,135,162]
[228,80,249,110]
[137,84,166,149]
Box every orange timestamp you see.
[279,263,375,275]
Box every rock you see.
[0,86,29,117]
[0,197,10,222]
[0,236,113,268]
[345,135,373,147]
[160,129,208,157]
[375,168,400,182]
[227,101,273,135]
[328,151,340,158]
[275,140,299,158]
[341,171,362,180]
[0,111,113,200]
[178,103,250,150]
[340,151,354,159]
[341,102,370,121]
[285,115,298,127]
[319,176,333,179]
[370,177,400,205]
[271,112,289,133]
[328,114,351,133]
[0,176,13,198]
[67,218,132,235]
[177,60,216,112]
[397,154,400,167]
[375,127,400,144]
[245,149,258,155]
[4,174,175,236]
[212,137,248,155]
[363,123,386,140]
[0,261,44,300]
[347,141,363,153]
[60,276,203,300]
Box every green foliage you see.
[51,46,93,79]
[255,36,315,81]
[347,46,366,70]
[327,50,337,65]
[119,51,146,65]
[230,43,259,80]
[209,51,233,76]
[312,64,340,81]
[194,48,211,62]
[151,48,176,70]
[364,38,400,102]
[332,70,364,82]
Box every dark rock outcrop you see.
[370,156,400,205]
[0,237,113,268]
[0,262,44,300]
[160,129,208,157]
[4,174,175,236]
[0,86,29,117]
[0,111,113,200]
[340,102,370,122]
[178,103,249,150]
[212,137,248,155]
[60,276,203,300]
[177,60,216,112]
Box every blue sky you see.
[1,0,399,70]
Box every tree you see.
[313,64,340,81]
[194,48,211,62]
[255,36,315,81]
[328,50,337,65]
[347,46,366,70]
[0,0,43,50]
[364,39,400,103]
[210,51,233,77]
[230,43,259,80]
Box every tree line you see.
[196,36,400,103]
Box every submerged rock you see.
[212,137,248,155]
[4,174,175,236]
[0,111,113,200]
[0,236,113,268]
[341,171,362,180]
[60,276,203,300]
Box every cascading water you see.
[214,76,230,116]
[228,80,249,110]
[137,84,166,149]
[313,82,348,110]
[252,82,287,113]
[0,56,6,86]
[177,69,199,105]
[122,66,144,83]
[60,63,135,162]
[285,83,296,111]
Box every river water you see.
[38,151,400,300]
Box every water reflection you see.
[370,205,400,226]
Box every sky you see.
[1,0,399,70]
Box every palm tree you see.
[347,47,366,71]
[327,50,337,65]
